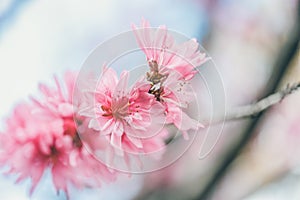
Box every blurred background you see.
[0,0,299,199]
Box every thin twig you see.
[165,82,300,144]
[208,82,300,125]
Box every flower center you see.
[102,97,129,120]
[49,145,59,163]
[101,105,113,117]
[147,60,167,101]
[63,118,83,148]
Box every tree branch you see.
[165,82,300,144]
[209,82,300,125]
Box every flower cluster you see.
[79,19,208,165]
[0,19,208,197]
[0,72,116,197]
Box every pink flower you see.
[131,19,205,138]
[159,70,203,139]
[142,57,203,139]
[132,19,209,80]
[79,67,167,162]
[0,71,116,197]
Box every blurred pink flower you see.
[0,71,116,197]
[79,67,167,160]
[132,18,209,80]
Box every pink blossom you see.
[0,71,116,197]
[131,19,205,138]
[132,18,209,80]
[143,58,203,139]
[159,70,204,139]
[79,67,167,162]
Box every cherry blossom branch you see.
[165,82,300,144]
[207,82,300,125]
